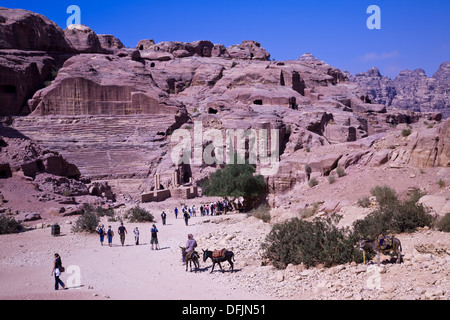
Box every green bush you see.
[0,214,23,234]
[247,204,271,223]
[262,214,363,269]
[72,204,100,233]
[125,206,154,223]
[95,206,116,221]
[353,186,435,239]
[328,176,336,184]
[357,196,371,208]
[401,129,411,137]
[298,202,319,219]
[370,185,398,207]
[201,157,266,211]
[336,166,346,177]
[308,178,318,187]
[437,212,450,232]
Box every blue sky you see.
[2,0,449,78]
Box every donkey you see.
[202,249,235,273]
[359,236,402,266]
[180,247,200,272]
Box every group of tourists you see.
[95,222,160,249]
[51,201,230,290]
[51,232,199,290]
[175,199,233,225]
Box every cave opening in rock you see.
[0,85,17,94]
[253,99,263,105]
[208,107,218,114]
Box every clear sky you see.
[2,0,449,78]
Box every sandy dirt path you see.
[0,213,271,300]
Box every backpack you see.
[98,228,104,235]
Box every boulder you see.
[409,127,440,168]
[64,24,103,53]
[135,39,155,50]
[0,51,60,116]
[437,118,450,167]
[0,7,73,52]
[0,163,12,178]
[97,34,125,50]
[16,212,41,222]
[419,195,450,217]
[227,40,270,61]
[139,50,174,61]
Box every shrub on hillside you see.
[298,202,319,219]
[308,177,318,187]
[401,129,411,137]
[0,214,23,234]
[72,204,100,233]
[125,206,154,223]
[262,214,363,269]
[357,196,371,208]
[336,166,346,177]
[247,204,271,223]
[437,212,450,232]
[353,186,435,239]
[95,206,117,222]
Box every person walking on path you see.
[174,207,178,219]
[161,211,167,225]
[97,224,105,246]
[118,222,127,246]
[51,253,66,290]
[183,210,190,226]
[107,225,114,247]
[134,227,140,245]
[150,224,160,250]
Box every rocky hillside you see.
[0,6,449,209]
[351,62,450,118]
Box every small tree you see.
[262,214,363,269]
[437,212,450,232]
[201,158,266,211]
[72,204,100,233]
[0,214,23,234]
[353,186,435,239]
[125,206,154,223]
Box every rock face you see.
[0,7,73,52]
[392,68,450,118]
[227,40,270,61]
[97,34,125,50]
[28,53,184,116]
[1,6,449,202]
[354,63,450,118]
[0,132,80,179]
[0,7,77,116]
[352,67,396,106]
[64,24,104,53]
[0,50,59,115]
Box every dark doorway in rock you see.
[0,85,16,94]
